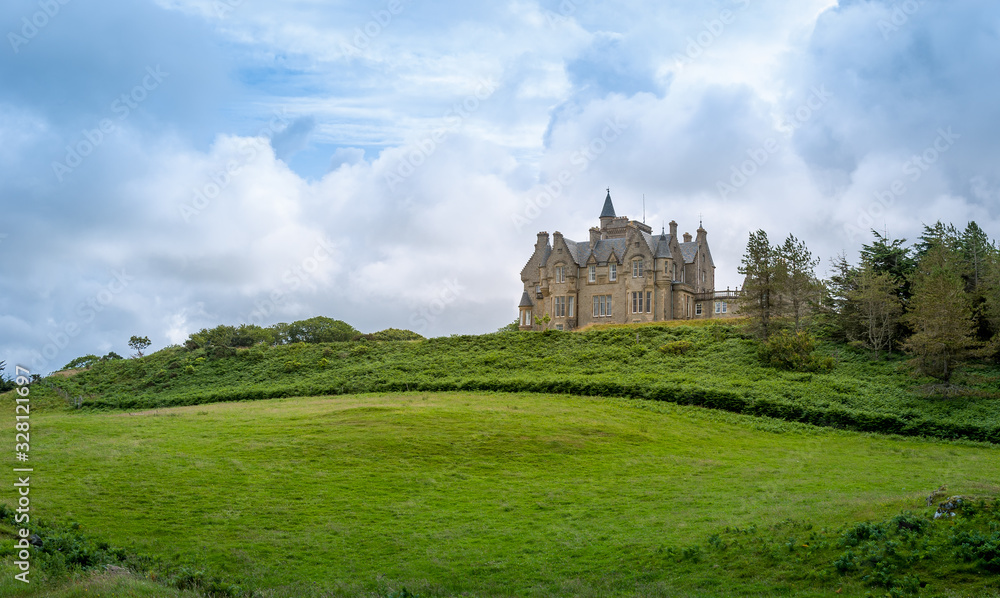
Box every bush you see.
[758,331,832,372]
[62,355,100,370]
[370,328,425,341]
[659,340,694,355]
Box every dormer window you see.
[588,265,596,282]
[609,263,617,281]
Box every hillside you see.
[42,322,1000,442]
[3,391,999,597]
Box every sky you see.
[1,0,999,375]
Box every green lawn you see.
[45,324,1000,442]
[4,391,998,597]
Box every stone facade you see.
[518,191,737,330]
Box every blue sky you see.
[1,0,999,374]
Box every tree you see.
[900,242,977,381]
[848,264,903,359]
[777,234,820,331]
[128,335,151,358]
[859,230,916,302]
[63,355,100,370]
[285,317,358,343]
[738,230,781,339]
[819,252,861,342]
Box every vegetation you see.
[33,321,1000,443]
[3,391,999,597]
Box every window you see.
[588,265,596,282]
[568,296,575,318]
[521,310,532,326]
[702,270,706,283]
[695,302,702,316]
[593,295,612,317]
[632,259,644,278]
[681,268,685,283]
[554,296,566,317]
[715,301,728,314]
[632,291,653,314]
[555,324,564,331]
[672,263,677,281]
[535,284,541,298]
[555,266,565,283]
[609,263,617,281]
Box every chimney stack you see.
[683,232,692,243]
[669,220,678,238]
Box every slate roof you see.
[589,237,627,264]
[518,291,534,307]
[679,242,699,264]
[600,191,616,218]
[562,238,587,267]
[652,233,674,258]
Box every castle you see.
[518,191,736,330]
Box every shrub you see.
[659,340,694,355]
[758,330,832,372]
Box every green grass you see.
[4,391,999,597]
[42,323,1000,442]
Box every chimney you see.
[696,224,707,245]
[589,227,601,248]
[683,232,692,243]
[553,231,563,245]
[536,231,550,250]
[669,220,678,238]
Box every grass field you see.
[43,323,1000,442]
[4,391,999,597]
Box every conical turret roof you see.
[600,190,616,218]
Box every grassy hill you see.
[3,322,1000,597]
[3,391,999,597]
[42,321,1000,441]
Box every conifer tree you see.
[901,242,977,381]
[738,230,781,339]
[778,234,820,331]
[849,263,903,358]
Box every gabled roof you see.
[518,291,534,307]
[590,237,627,264]
[679,242,699,264]
[562,238,587,267]
[600,191,616,218]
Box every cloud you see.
[1,0,998,375]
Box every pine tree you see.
[859,230,915,302]
[777,234,820,332]
[738,230,781,339]
[849,263,903,359]
[820,252,861,343]
[901,242,977,381]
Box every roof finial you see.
[698,212,703,228]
